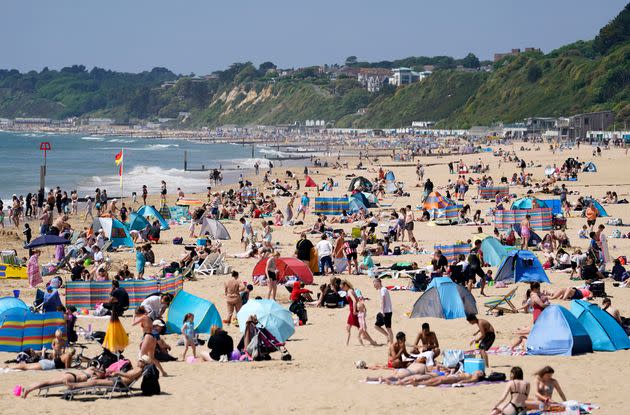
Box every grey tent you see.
[199,218,231,240]
[347,176,373,192]
[410,277,477,319]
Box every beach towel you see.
[27,254,42,288]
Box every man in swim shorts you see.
[467,314,495,368]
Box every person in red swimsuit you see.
[529,282,549,323]
[342,280,360,346]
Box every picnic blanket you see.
[65,275,183,309]
[468,346,527,357]
[494,208,552,231]
[479,186,509,200]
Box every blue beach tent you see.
[351,192,372,208]
[384,171,395,181]
[582,162,597,172]
[348,198,368,214]
[480,237,514,267]
[166,291,222,335]
[137,205,170,230]
[92,217,134,248]
[511,197,562,216]
[410,277,477,320]
[527,305,592,356]
[569,300,630,351]
[127,212,150,232]
[495,250,550,284]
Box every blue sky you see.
[2,0,626,74]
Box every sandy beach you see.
[0,141,629,415]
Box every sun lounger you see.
[194,253,225,276]
[62,370,145,401]
[484,287,519,314]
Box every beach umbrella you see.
[25,235,70,249]
[236,299,295,342]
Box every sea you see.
[0,130,294,202]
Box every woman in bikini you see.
[490,366,530,415]
[20,366,101,398]
[529,366,567,410]
[133,306,168,377]
[520,215,531,250]
[66,357,148,390]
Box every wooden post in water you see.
[184,150,188,171]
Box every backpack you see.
[393,246,402,256]
[141,364,161,396]
[172,237,183,245]
[487,372,507,382]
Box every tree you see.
[593,3,630,55]
[258,61,276,72]
[461,53,481,69]
[345,56,358,66]
[526,63,543,83]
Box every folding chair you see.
[484,287,519,314]
[194,253,225,276]
[62,369,145,401]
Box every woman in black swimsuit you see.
[491,366,530,415]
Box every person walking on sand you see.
[266,252,280,300]
[467,314,495,369]
[83,196,94,222]
[223,271,244,326]
[373,278,393,343]
[341,280,362,346]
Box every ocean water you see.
[0,131,288,200]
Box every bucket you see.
[12,289,20,298]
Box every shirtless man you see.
[411,323,440,358]
[388,332,411,368]
[467,314,495,368]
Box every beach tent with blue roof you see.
[384,171,395,181]
[127,212,150,232]
[582,162,597,172]
[348,198,367,214]
[569,300,630,351]
[526,305,592,356]
[92,217,134,248]
[137,205,170,230]
[166,291,222,335]
[511,197,562,215]
[495,250,550,284]
[480,237,514,267]
[351,192,373,208]
[410,277,477,320]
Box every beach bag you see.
[141,364,161,396]
[172,237,183,245]
[393,246,402,256]
[442,349,465,368]
[106,359,131,374]
[487,372,507,382]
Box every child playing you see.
[23,223,32,244]
[467,314,495,368]
[577,225,588,239]
[181,313,197,359]
[50,329,65,359]
[356,297,378,346]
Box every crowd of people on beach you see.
[0,138,627,413]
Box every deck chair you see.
[62,368,146,401]
[194,253,225,276]
[178,261,195,280]
[101,240,113,253]
[484,287,519,314]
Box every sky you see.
[1,0,627,75]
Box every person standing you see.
[141,185,148,205]
[295,233,313,267]
[520,214,531,250]
[316,234,334,275]
[373,278,393,343]
[223,271,244,326]
[27,250,43,288]
[585,203,598,231]
[266,252,280,300]
[297,192,309,220]
[467,314,495,369]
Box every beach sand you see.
[0,142,629,414]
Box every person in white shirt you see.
[316,234,333,275]
[373,278,393,343]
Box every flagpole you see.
[120,148,124,204]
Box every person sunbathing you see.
[66,357,147,390]
[20,366,101,398]
[365,356,428,384]
[419,370,486,387]
[5,349,75,372]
